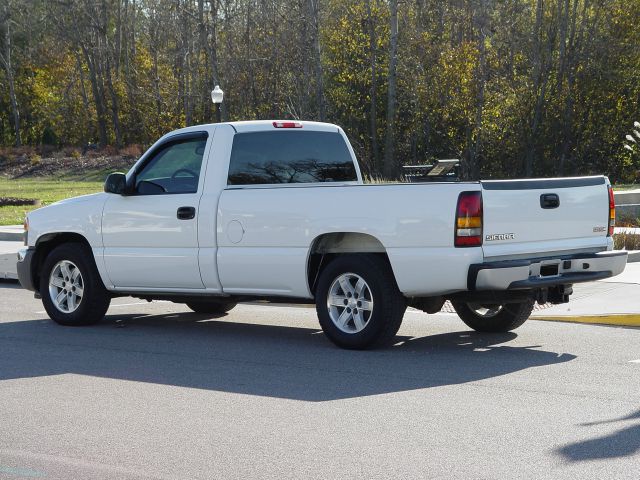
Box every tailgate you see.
[481,176,611,259]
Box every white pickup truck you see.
[17,120,627,349]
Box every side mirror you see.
[104,172,128,195]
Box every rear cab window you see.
[227,130,357,185]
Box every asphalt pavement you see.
[0,284,638,479]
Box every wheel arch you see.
[306,232,394,295]
[32,232,97,294]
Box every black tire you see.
[40,242,111,326]
[186,300,237,314]
[315,254,406,350]
[451,298,535,332]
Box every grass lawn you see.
[0,177,103,225]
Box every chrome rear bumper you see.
[468,250,628,291]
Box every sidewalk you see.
[0,226,23,280]
[0,225,23,242]
[0,240,20,280]
[530,263,640,327]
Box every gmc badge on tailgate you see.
[486,233,515,241]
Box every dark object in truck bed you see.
[403,159,459,182]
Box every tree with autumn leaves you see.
[1,0,639,182]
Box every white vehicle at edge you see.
[17,120,628,349]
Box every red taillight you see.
[608,186,615,236]
[273,121,303,129]
[455,191,483,247]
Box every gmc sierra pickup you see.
[17,120,628,349]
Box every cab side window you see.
[136,136,207,195]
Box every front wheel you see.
[315,254,406,350]
[451,299,535,332]
[40,243,111,326]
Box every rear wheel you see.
[40,243,111,326]
[315,254,406,350]
[451,299,535,332]
[186,301,237,314]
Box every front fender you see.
[26,193,108,249]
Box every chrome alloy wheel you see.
[327,272,374,334]
[467,303,503,318]
[48,260,84,313]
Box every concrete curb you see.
[0,231,23,242]
[531,314,640,327]
[628,251,640,263]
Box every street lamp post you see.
[211,85,224,123]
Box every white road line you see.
[630,359,640,364]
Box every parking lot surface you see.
[0,282,638,479]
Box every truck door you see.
[101,132,209,290]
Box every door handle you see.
[177,206,196,220]
[540,193,560,209]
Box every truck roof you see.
[229,120,340,133]
[160,120,341,139]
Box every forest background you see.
[1,0,639,182]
